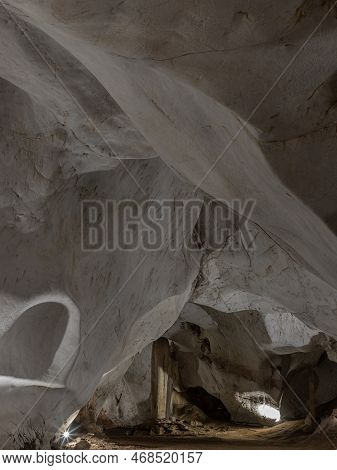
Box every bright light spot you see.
[63,431,70,440]
[257,404,280,421]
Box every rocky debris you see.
[64,419,337,450]
[314,410,337,437]
[0,0,336,447]
[84,304,337,428]
[74,439,91,450]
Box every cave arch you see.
[0,302,69,380]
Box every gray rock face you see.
[92,304,337,426]
[0,153,200,447]
[92,345,152,428]
[0,0,336,446]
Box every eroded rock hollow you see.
[0,0,336,448]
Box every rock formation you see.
[0,0,336,447]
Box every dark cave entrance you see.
[185,387,231,422]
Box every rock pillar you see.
[151,338,172,420]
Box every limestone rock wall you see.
[0,0,336,447]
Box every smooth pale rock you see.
[193,221,337,337]
[92,304,337,426]
[151,338,172,421]
[0,0,336,446]
[0,153,200,447]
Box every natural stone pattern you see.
[0,0,336,447]
[91,304,337,426]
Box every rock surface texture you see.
[0,0,336,447]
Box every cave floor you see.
[65,420,337,450]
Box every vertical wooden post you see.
[151,337,172,420]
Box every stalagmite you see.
[151,338,172,421]
[0,0,336,447]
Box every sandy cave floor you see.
[64,420,337,450]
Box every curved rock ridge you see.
[0,0,335,447]
[87,303,337,426]
[193,220,337,336]
[3,0,336,286]
[0,155,200,447]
